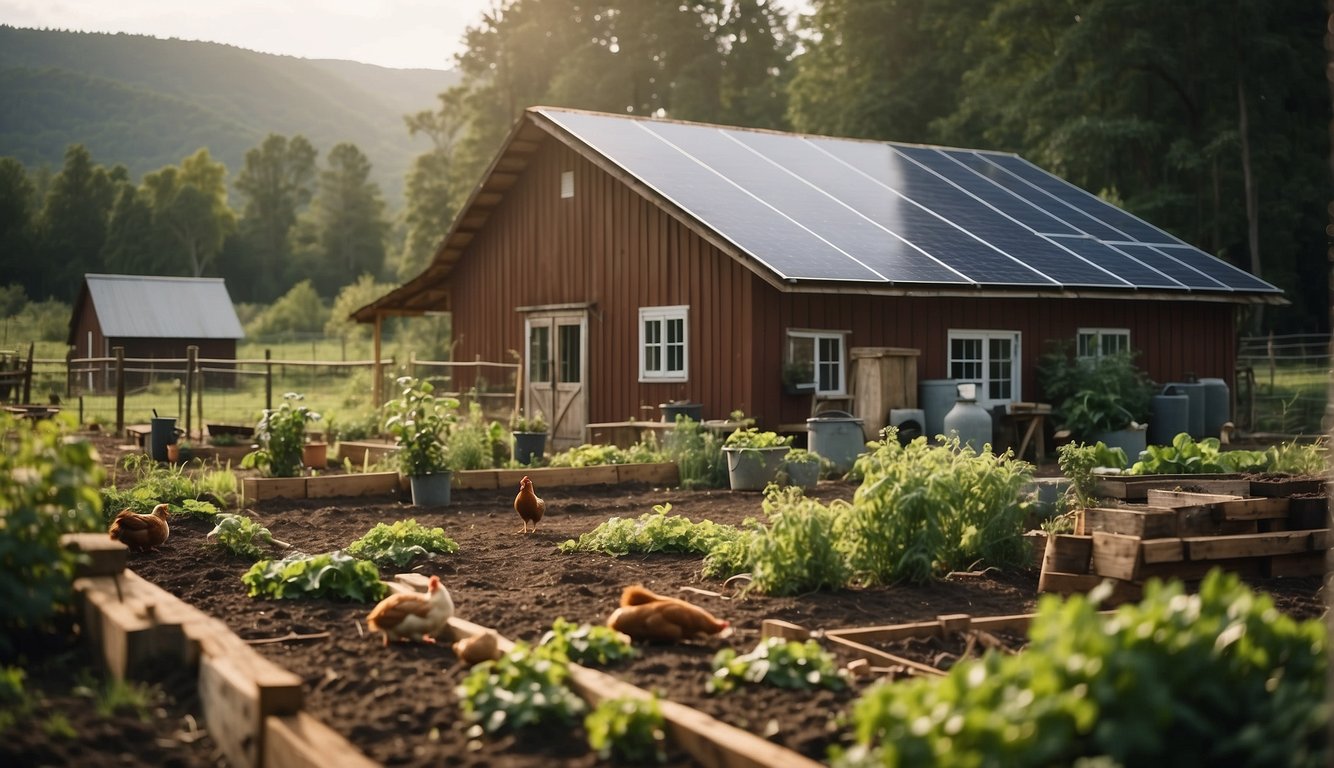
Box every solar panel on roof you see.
[538,108,1282,297]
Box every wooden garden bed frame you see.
[65,535,818,768]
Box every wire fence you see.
[19,347,519,440]
[1234,333,1331,437]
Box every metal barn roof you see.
[82,274,245,339]
[537,108,1281,295]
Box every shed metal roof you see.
[81,274,245,339]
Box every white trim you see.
[786,329,847,396]
[1077,327,1130,359]
[639,305,689,383]
[946,329,1021,409]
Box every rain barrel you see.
[1148,393,1190,446]
[943,384,992,453]
[807,411,867,473]
[1165,382,1205,439]
[1198,378,1230,439]
[919,379,960,441]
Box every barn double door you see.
[524,309,588,450]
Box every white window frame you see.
[786,329,847,396]
[1077,328,1130,360]
[638,305,689,382]
[947,329,1021,409]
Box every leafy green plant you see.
[585,695,667,764]
[0,414,104,653]
[207,514,283,560]
[842,434,1032,585]
[743,487,850,595]
[547,443,634,467]
[709,637,848,694]
[784,448,820,466]
[457,641,585,735]
[74,672,159,722]
[663,417,728,489]
[345,519,459,567]
[242,551,387,602]
[509,410,548,433]
[833,570,1327,767]
[102,453,210,520]
[558,503,743,557]
[723,427,793,451]
[196,464,238,504]
[0,666,29,732]
[383,376,458,476]
[1262,440,1328,476]
[172,498,220,520]
[1057,441,1127,511]
[1060,387,1137,440]
[242,392,320,477]
[1037,344,1154,442]
[1129,433,1267,475]
[539,617,637,666]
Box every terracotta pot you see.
[303,442,329,469]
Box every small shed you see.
[68,274,244,391]
[354,108,1284,448]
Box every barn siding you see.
[447,136,1240,431]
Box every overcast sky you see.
[0,0,497,70]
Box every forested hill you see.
[0,26,460,205]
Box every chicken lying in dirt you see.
[366,575,454,646]
[514,475,545,533]
[108,503,171,552]
[607,584,730,643]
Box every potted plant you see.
[383,376,459,506]
[782,359,816,395]
[510,410,549,466]
[783,448,821,490]
[242,392,319,477]
[721,427,793,491]
[1061,388,1146,467]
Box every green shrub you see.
[664,418,728,489]
[539,617,637,667]
[242,551,387,602]
[0,414,104,652]
[709,637,847,694]
[841,434,1032,585]
[242,392,319,478]
[558,503,743,557]
[345,519,458,567]
[1129,433,1268,475]
[742,486,849,595]
[207,514,280,560]
[833,570,1327,767]
[457,641,585,735]
[1037,343,1155,442]
[585,695,667,764]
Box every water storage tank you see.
[1164,382,1205,439]
[1149,393,1190,446]
[888,408,926,445]
[807,411,867,473]
[919,379,960,441]
[943,383,992,452]
[1198,377,1230,438]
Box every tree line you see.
[1,0,1327,335]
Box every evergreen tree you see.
[36,145,121,300]
[297,143,388,297]
[232,134,318,301]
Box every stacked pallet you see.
[1039,478,1329,601]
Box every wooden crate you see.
[825,613,1037,678]
[1094,474,1248,501]
[1081,506,1179,538]
[304,472,400,499]
[242,477,307,503]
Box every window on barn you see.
[786,330,846,395]
[639,306,688,382]
[1077,328,1130,360]
[947,330,1020,408]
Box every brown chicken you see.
[452,631,502,666]
[607,584,730,643]
[366,575,455,646]
[108,504,171,552]
[514,475,545,533]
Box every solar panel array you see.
[539,108,1280,295]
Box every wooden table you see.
[999,402,1051,463]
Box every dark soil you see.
[18,436,1329,767]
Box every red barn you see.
[355,108,1283,448]
[69,274,244,391]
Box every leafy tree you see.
[396,91,468,281]
[232,134,318,300]
[36,145,121,300]
[141,148,235,277]
[100,184,158,274]
[324,273,397,340]
[0,159,38,297]
[295,143,388,297]
[245,279,329,338]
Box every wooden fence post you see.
[21,342,33,404]
[185,346,198,437]
[372,314,382,408]
[65,347,73,399]
[265,349,273,412]
[113,346,125,437]
[195,351,204,438]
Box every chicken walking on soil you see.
[607,584,730,643]
[108,503,171,552]
[366,575,455,646]
[514,475,545,533]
